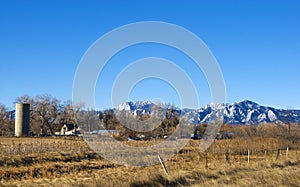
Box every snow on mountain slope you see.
[116,101,155,116]
[115,100,300,125]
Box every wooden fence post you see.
[248,149,250,164]
[205,152,208,169]
[225,149,230,163]
[275,149,280,161]
[158,155,168,176]
[264,149,267,161]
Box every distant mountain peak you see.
[115,100,300,125]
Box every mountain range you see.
[115,100,300,125]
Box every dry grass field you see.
[0,137,299,187]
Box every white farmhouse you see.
[55,124,81,136]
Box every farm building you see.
[55,124,81,136]
[90,130,120,137]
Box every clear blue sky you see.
[0,0,299,110]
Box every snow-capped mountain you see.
[116,101,155,116]
[115,100,300,125]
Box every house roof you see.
[64,124,77,130]
[91,130,119,134]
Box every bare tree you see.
[32,94,63,135]
[77,109,99,132]
[0,104,8,135]
[16,94,63,135]
[161,105,179,136]
[15,94,34,105]
[62,100,84,125]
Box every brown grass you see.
[0,137,299,187]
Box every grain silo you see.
[15,103,30,136]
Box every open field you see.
[0,137,299,187]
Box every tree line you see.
[0,94,299,141]
[0,94,100,136]
[0,94,181,138]
[98,105,182,140]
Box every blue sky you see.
[0,0,300,110]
